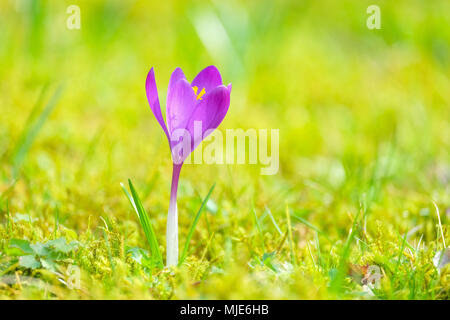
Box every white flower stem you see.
[166,164,182,267]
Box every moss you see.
[1,0,449,300]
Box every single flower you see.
[145,65,231,266]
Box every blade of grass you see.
[330,210,361,294]
[125,179,163,268]
[53,206,59,239]
[291,210,331,242]
[193,232,215,279]
[307,240,317,269]
[315,232,322,269]
[120,182,138,217]
[179,183,216,266]
[275,230,288,253]
[15,85,48,142]
[433,201,446,248]
[393,231,408,285]
[285,203,296,266]
[252,203,266,253]
[142,170,160,201]
[102,228,115,273]
[6,200,11,234]
[12,85,63,177]
[75,127,104,181]
[265,205,282,236]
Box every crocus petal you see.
[146,68,170,140]
[191,65,223,93]
[185,85,231,151]
[167,67,186,104]
[166,78,198,136]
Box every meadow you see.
[0,0,449,299]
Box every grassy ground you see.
[0,0,449,299]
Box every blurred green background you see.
[0,0,449,299]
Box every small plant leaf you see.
[31,243,50,256]
[47,237,78,254]
[262,251,278,272]
[9,239,33,255]
[40,258,57,272]
[127,247,150,265]
[19,255,41,269]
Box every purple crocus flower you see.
[146,66,231,266]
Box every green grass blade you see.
[179,183,215,266]
[285,203,296,266]
[120,182,138,218]
[12,85,63,177]
[102,229,115,273]
[75,127,104,180]
[265,205,283,236]
[252,203,266,252]
[393,231,408,283]
[291,211,331,242]
[125,179,163,268]
[330,210,361,294]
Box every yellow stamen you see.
[192,86,206,100]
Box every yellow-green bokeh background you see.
[0,0,449,299]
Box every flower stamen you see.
[192,86,206,100]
